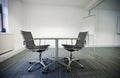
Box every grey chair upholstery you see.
[21,31,50,73]
[62,32,88,71]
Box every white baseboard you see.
[0,47,25,63]
[87,43,120,47]
[94,45,120,47]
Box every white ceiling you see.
[22,0,99,9]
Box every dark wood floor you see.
[0,47,120,78]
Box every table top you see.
[34,38,77,40]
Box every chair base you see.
[27,57,84,73]
[28,58,54,73]
[28,58,56,74]
[58,57,84,72]
[47,57,84,71]
[28,61,39,72]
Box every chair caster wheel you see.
[42,70,49,74]
[45,67,49,71]
[42,67,49,74]
[28,70,32,72]
[29,62,32,64]
[42,58,47,62]
[63,57,68,60]
[63,58,69,64]
[81,66,84,69]
[66,69,71,72]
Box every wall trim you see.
[0,47,25,63]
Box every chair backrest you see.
[75,32,88,48]
[21,31,35,49]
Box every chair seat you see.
[35,45,50,49]
[31,45,50,52]
[62,44,82,52]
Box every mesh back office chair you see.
[21,31,50,73]
[62,32,88,71]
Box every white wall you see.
[8,0,24,50]
[0,0,25,62]
[22,3,88,47]
[7,0,120,49]
[91,0,120,47]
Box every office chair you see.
[21,31,50,73]
[62,32,88,71]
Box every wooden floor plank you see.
[0,48,120,78]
